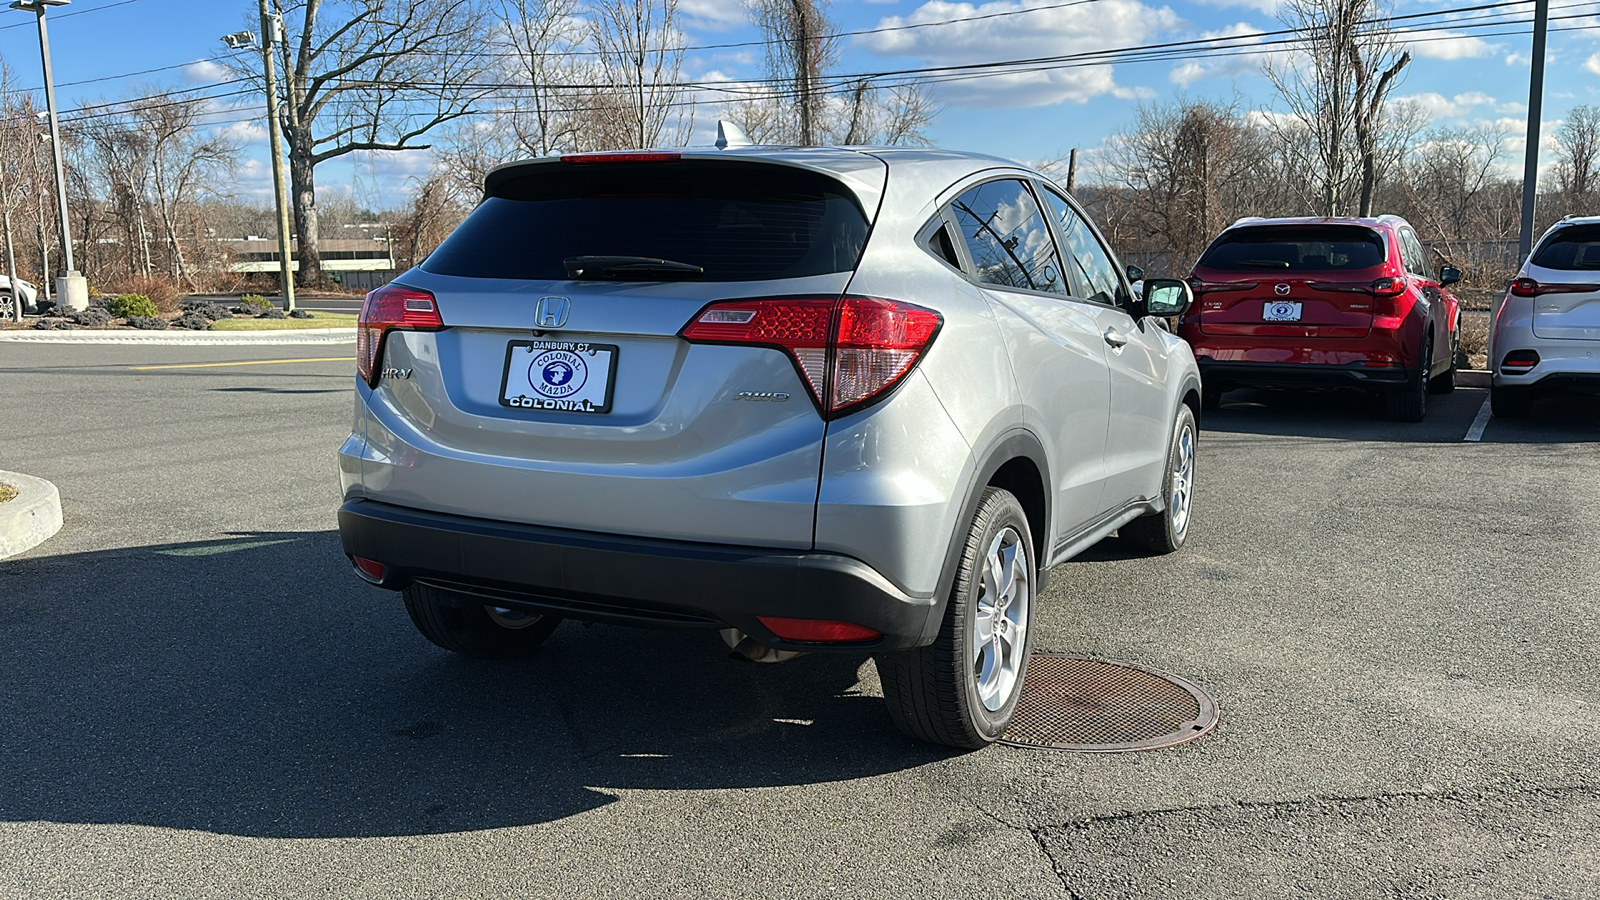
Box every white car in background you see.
[0,275,38,317]
[1492,216,1600,417]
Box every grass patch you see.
[210,312,358,331]
[0,482,16,504]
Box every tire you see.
[402,582,561,659]
[876,488,1035,750]
[1200,383,1224,412]
[1429,328,1458,394]
[1490,384,1534,419]
[1122,404,1197,555]
[1385,338,1430,422]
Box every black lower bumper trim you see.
[1199,360,1418,391]
[337,499,939,651]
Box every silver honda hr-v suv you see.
[337,143,1202,749]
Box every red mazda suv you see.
[1179,216,1461,421]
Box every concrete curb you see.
[1456,369,1492,388]
[0,471,63,560]
[0,327,354,346]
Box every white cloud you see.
[1403,29,1495,61]
[1191,0,1279,13]
[678,0,747,30]
[1393,91,1526,123]
[858,0,1182,107]
[1168,23,1265,86]
[1586,53,1600,76]
[214,120,267,144]
[183,59,231,85]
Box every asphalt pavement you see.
[1,342,1596,898]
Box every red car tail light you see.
[358,284,443,387]
[1370,278,1416,330]
[1501,349,1540,372]
[1510,278,1600,297]
[1370,277,1406,297]
[680,296,941,418]
[757,616,882,643]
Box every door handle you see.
[1103,328,1128,348]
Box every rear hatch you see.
[1192,224,1390,339]
[363,153,883,548]
[1527,224,1600,341]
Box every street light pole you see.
[9,0,84,312]
[1517,0,1551,263]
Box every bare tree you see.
[127,93,241,289]
[746,0,836,146]
[226,0,491,286]
[1264,0,1410,216]
[587,0,691,150]
[492,0,584,156]
[1554,104,1600,209]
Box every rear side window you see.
[1200,226,1386,272]
[948,179,1066,295]
[1532,225,1600,270]
[422,161,870,282]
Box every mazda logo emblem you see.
[534,296,571,329]
[1274,283,1291,296]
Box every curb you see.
[0,471,63,560]
[1456,370,1491,388]
[0,327,355,346]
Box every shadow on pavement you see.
[0,533,947,838]
[1203,387,1597,444]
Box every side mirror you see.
[1126,265,1144,283]
[1438,266,1462,287]
[1142,278,1193,318]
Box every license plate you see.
[1262,300,1303,322]
[500,340,618,414]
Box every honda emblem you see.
[534,296,571,329]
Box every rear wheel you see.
[876,488,1034,749]
[1491,384,1534,419]
[1385,338,1431,422]
[1122,404,1197,555]
[402,583,561,659]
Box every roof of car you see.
[1552,214,1600,227]
[1227,215,1409,230]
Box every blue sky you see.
[0,0,1595,209]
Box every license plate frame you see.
[1262,300,1303,322]
[499,339,619,414]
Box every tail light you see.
[1185,278,1255,295]
[561,151,681,164]
[357,284,443,387]
[757,616,881,643]
[680,296,941,418]
[1501,349,1540,372]
[1370,278,1415,329]
[1510,278,1600,297]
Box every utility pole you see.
[224,4,296,312]
[1517,0,1550,263]
[10,0,85,312]
[1,156,19,323]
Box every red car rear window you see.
[1199,225,1386,273]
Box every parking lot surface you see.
[2,342,1597,898]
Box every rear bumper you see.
[337,498,939,651]
[1198,359,1418,392]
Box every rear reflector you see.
[757,617,882,643]
[1501,350,1540,371]
[560,152,682,165]
[351,556,387,583]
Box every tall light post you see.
[9,0,85,312]
[223,3,295,312]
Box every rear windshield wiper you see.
[564,255,704,280]
[1231,259,1292,268]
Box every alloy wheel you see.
[973,526,1030,712]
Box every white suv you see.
[1492,216,1600,417]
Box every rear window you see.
[422,161,869,282]
[1532,224,1600,270]
[1199,225,1386,272]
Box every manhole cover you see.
[999,654,1218,752]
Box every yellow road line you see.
[131,356,355,371]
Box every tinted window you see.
[949,180,1065,294]
[1532,224,1600,270]
[926,221,961,269]
[1041,189,1123,305]
[422,161,869,282]
[1399,228,1429,278]
[1199,225,1386,272]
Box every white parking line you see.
[1464,395,1493,442]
